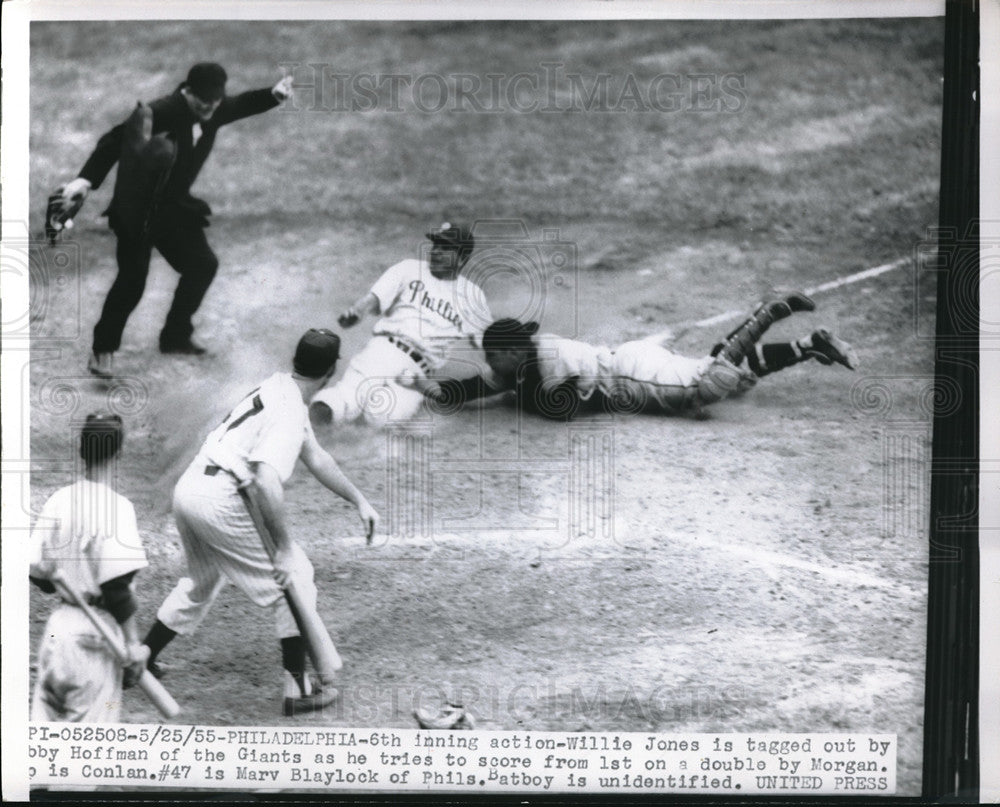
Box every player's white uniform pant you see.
[157,466,317,640]
[312,336,428,426]
[32,605,123,723]
[609,340,756,413]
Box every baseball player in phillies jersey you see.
[410,293,859,419]
[141,329,380,716]
[310,222,492,426]
[30,414,149,722]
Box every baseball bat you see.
[49,569,180,719]
[238,486,343,682]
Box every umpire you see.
[52,63,295,377]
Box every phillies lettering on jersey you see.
[407,280,463,330]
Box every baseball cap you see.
[426,221,474,254]
[79,412,124,464]
[186,62,227,102]
[294,328,341,378]
[482,318,540,351]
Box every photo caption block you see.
[27,725,896,795]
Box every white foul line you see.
[682,255,913,332]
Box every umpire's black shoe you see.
[147,659,165,679]
[283,684,340,717]
[159,337,208,356]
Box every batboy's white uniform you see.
[30,480,148,722]
[157,372,319,639]
[314,258,492,425]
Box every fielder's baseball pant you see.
[157,467,317,640]
[610,341,754,413]
[92,209,219,353]
[312,336,428,426]
[31,606,124,723]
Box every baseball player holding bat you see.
[46,62,295,378]
[408,293,859,420]
[310,221,493,426]
[141,328,380,716]
[29,414,152,722]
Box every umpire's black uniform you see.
[79,64,280,355]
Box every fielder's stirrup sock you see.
[747,343,802,376]
[719,292,814,366]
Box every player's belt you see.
[204,465,222,476]
[386,335,428,370]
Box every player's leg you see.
[311,361,366,424]
[89,234,154,376]
[203,520,334,714]
[74,624,126,723]
[144,490,227,673]
[312,337,421,425]
[716,292,815,366]
[153,217,219,354]
[747,329,859,375]
[609,340,706,414]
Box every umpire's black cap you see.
[426,221,475,257]
[80,412,124,465]
[186,62,228,102]
[294,328,341,378]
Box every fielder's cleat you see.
[283,683,339,717]
[87,351,114,379]
[159,337,208,356]
[783,291,816,313]
[806,329,859,370]
[759,291,816,322]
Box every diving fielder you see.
[30,414,150,722]
[141,328,380,716]
[310,221,493,426]
[409,293,860,419]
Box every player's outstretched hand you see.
[272,74,294,102]
[338,308,360,328]
[357,499,380,544]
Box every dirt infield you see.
[25,18,941,794]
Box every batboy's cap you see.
[79,412,124,463]
[294,328,341,378]
[426,221,475,254]
[186,62,228,101]
[482,318,540,351]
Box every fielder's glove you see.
[45,178,90,245]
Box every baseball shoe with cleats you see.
[309,401,334,426]
[805,329,859,370]
[87,351,114,379]
[283,682,340,717]
[759,291,816,321]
